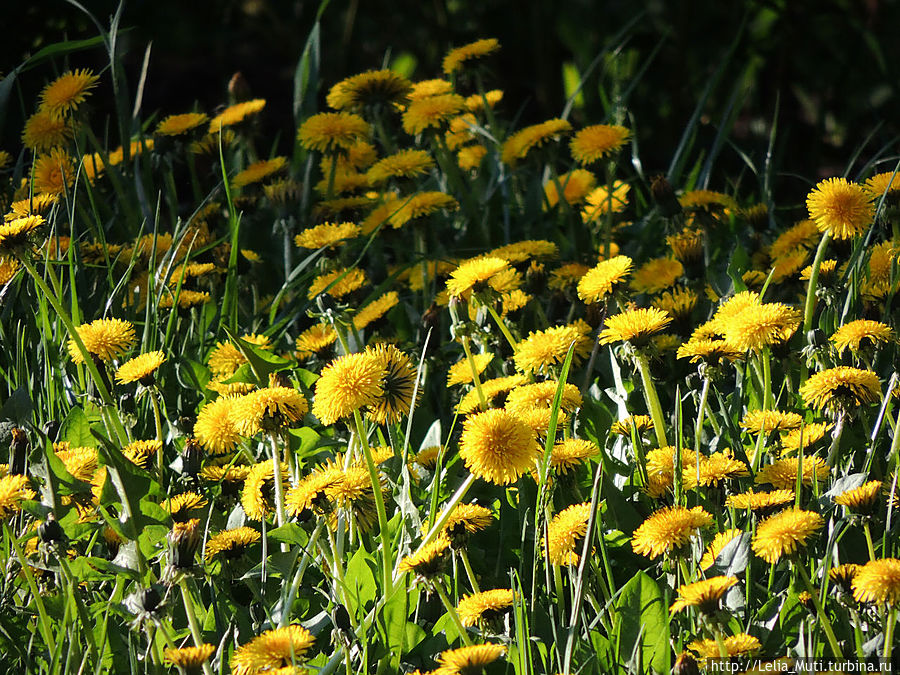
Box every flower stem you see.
[801,232,832,383]
[796,562,843,658]
[179,579,215,675]
[694,376,711,454]
[483,301,518,353]
[268,435,287,528]
[149,389,166,486]
[432,579,473,646]
[5,521,55,654]
[353,409,393,593]
[634,352,669,448]
[884,606,897,660]
[862,521,877,562]
[460,336,488,410]
[458,549,481,593]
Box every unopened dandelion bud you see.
[651,175,682,217]
[9,427,28,475]
[38,517,64,544]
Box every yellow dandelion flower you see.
[548,262,590,291]
[719,302,801,352]
[409,78,454,100]
[158,289,212,310]
[851,558,900,605]
[307,267,367,299]
[434,644,506,674]
[446,256,511,299]
[755,456,829,489]
[580,181,630,222]
[769,219,820,259]
[398,537,451,578]
[155,112,208,136]
[200,463,250,484]
[8,193,59,220]
[458,408,540,485]
[652,286,698,319]
[800,258,839,284]
[644,447,698,498]
[517,406,569,437]
[294,324,337,361]
[458,144,488,170]
[204,526,260,561]
[294,221,360,250]
[55,446,98,482]
[191,129,236,155]
[367,149,434,184]
[513,320,593,375]
[831,319,893,355]
[445,113,479,149]
[834,480,882,514]
[231,624,316,675]
[689,634,760,658]
[505,380,583,415]
[800,366,881,414]
[679,189,737,213]
[391,191,458,226]
[40,69,99,119]
[442,38,500,75]
[163,491,209,522]
[33,149,75,195]
[232,156,287,188]
[465,89,503,112]
[208,98,265,132]
[630,257,683,294]
[437,503,495,543]
[364,343,417,424]
[232,387,309,436]
[457,375,527,414]
[67,317,135,363]
[447,352,493,387]
[726,489,795,513]
[548,438,598,474]
[546,502,594,565]
[298,112,369,153]
[864,171,900,200]
[501,118,572,166]
[570,124,630,165]
[779,422,831,454]
[700,529,744,571]
[207,334,271,378]
[670,576,738,614]
[543,169,596,209]
[683,451,749,489]
[609,414,653,437]
[0,474,36,519]
[121,439,161,468]
[631,506,712,559]
[22,110,73,151]
[741,409,802,434]
[0,215,46,253]
[457,589,516,627]
[806,177,874,240]
[115,350,165,385]
[313,168,369,196]
[312,351,385,425]
[598,307,672,346]
[402,94,467,135]
[667,227,704,263]
[353,291,399,331]
[830,563,860,593]
[489,239,559,265]
[327,69,412,110]
[164,644,216,670]
[241,460,289,522]
[751,507,823,563]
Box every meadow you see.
[0,4,898,674]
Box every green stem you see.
[713,626,729,658]
[432,580,474,647]
[353,409,392,593]
[179,580,215,675]
[5,522,55,654]
[796,562,843,658]
[460,336,488,410]
[278,520,324,628]
[458,549,480,594]
[801,232,832,383]
[694,376,711,454]
[862,521,877,562]
[884,606,897,660]
[483,301,518,353]
[149,390,166,485]
[268,435,287,528]
[412,474,477,574]
[760,348,773,411]
[634,352,669,448]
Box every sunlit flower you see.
[0,474,36,518]
[434,643,506,674]
[489,240,559,265]
[207,334,271,378]
[752,507,823,563]
[163,491,209,522]
[442,38,500,74]
[353,291,400,330]
[740,410,802,434]
[514,320,593,375]
[457,375,528,414]
[683,451,749,489]
[770,219,820,260]
[609,414,653,438]
[834,480,882,514]
[543,169,596,209]
[208,99,266,132]
[204,526,260,561]
[232,156,287,188]
[23,110,72,151]
[755,456,829,489]
[164,644,216,672]
[726,489,795,513]
[581,181,630,222]
[851,558,900,606]
[40,69,99,119]
[115,351,166,385]
[307,267,367,299]
[548,262,590,291]
[652,287,698,320]
[667,228,704,263]
[546,502,594,565]
[679,190,737,213]
[34,149,75,195]
[598,307,672,346]
[570,124,630,165]
[233,387,308,436]
[409,78,454,100]
[806,177,874,240]
[864,171,900,201]
[631,506,712,559]
[719,302,801,352]
[670,576,738,614]
[402,94,467,135]
[0,215,46,253]
[630,257,683,294]
[437,502,495,545]
[312,351,385,425]
[457,589,516,627]
[830,319,893,355]
[327,69,412,110]
[576,255,632,304]
[829,563,860,594]
[231,624,316,675]
[67,318,135,363]
[548,439,598,473]
[447,352,493,387]
[364,343,417,424]
[688,634,760,658]
[121,439,161,468]
[367,149,434,184]
[458,144,488,170]
[446,256,512,299]
[501,118,572,166]
[294,221,360,250]
[458,408,540,484]
[465,89,503,112]
[240,460,289,521]
[779,422,832,454]
[298,112,370,153]
[156,112,208,136]
[505,380,582,415]
[799,366,881,414]
[700,529,743,570]
[398,537,451,579]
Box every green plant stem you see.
[801,232,832,382]
[179,579,215,675]
[149,389,166,484]
[634,352,669,447]
[482,301,518,352]
[862,521,877,562]
[713,626,729,659]
[432,580,474,647]
[760,348,773,411]
[279,520,324,628]
[353,409,392,593]
[795,562,843,658]
[268,434,287,528]
[19,256,128,443]
[458,549,480,593]
[411,474,477,575]
[460,336,488,410]
[884,606,897,660]
[694,376,711,454]
[5,522,55,654]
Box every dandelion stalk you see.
[431,579,474,647]
[457,549,481,593]
[178,579,215,675]
[5,521,55,654]
[862,521,877,562]
[353,409,393,592]
[460,335,488,410]
[634,352,669,447]
[482,301,519,353]
[268,434,287,528]
[694,375,711,454]
[149,389,166,483]
[802,232,832,384]
[795,561,843,658]
[884,606,897,660]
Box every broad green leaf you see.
[615,570,670,674]
[268,523,308,547]
[345,547,377,621]
[60,406,98,448]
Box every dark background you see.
[7,0,900,190]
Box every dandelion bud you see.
[180,438,203,478]
[650,174,681,217]
[38,517,64,544]
[9,427,28,475]
[673,652,700,675]
[169,518,201,569]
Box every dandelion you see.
[543,169,596,209]
[398,537,451,579]
[806,177,874,240]
[501,118,572,166]
[458,408,540,485]
[652,287,698,320]
[834,480,882,514]
[719,302,801,352]
[504,380,583,414]
[700,529,744,570]
[208,98,266,131]
[799,366,881,414]
[115,351,166,385]
[546,502,594,565]
[465,89,503,112]
[670,576,738,614]
[576,255,632,304]
[155,112,208,136]
[457,589,516,627]
[231,156,287,188]
[402,94,467,136]
[365,343,417,424]
[851,558,900,605]
[307,267,367,299]
[40,69,99,119]
[326,69,412,110]
[598,307,672,347]
[755,456,829,489]
[489,239,559,265]
[610,414,653,437]
[240,460,289,521]
[353,291,400,330]
[121,440,162,468]
[780,422,832,454]
[233,387,309,436]
[204,526,260,561]
[207,334,271,377]
[33,149,75,195]
[581,181,630,222]
[367,149,434,184]
[298,112,370,153]
[740,410,802,434]
[829,564,860,594]
[410,78,454,100]
[0,474,36,518]
[457,375,527,414]
[439,503,494,544]
[162,492,209,522]
[688,634,760,658]
[679,190,737,214]
[312,351,385,425]
[751,507,823,563]
[570,124,630,165]
[830,319,894,355]
[726,489,795,512]
[514,320,593,375]
[231,624,316,675]
[0,216,46,254]
[458,144,487,170]
[294,221,360,250]
[447,352,493,387]
[548,439,598,473]
[22,110,72,151]
[67,318,135,363]
[163,644,216,672]
[442,38,500,75]
[631,506,712,559]
[630,257,683,294]
[434,644,507,674]
[446,256,512,299]
[667,228,704,263]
